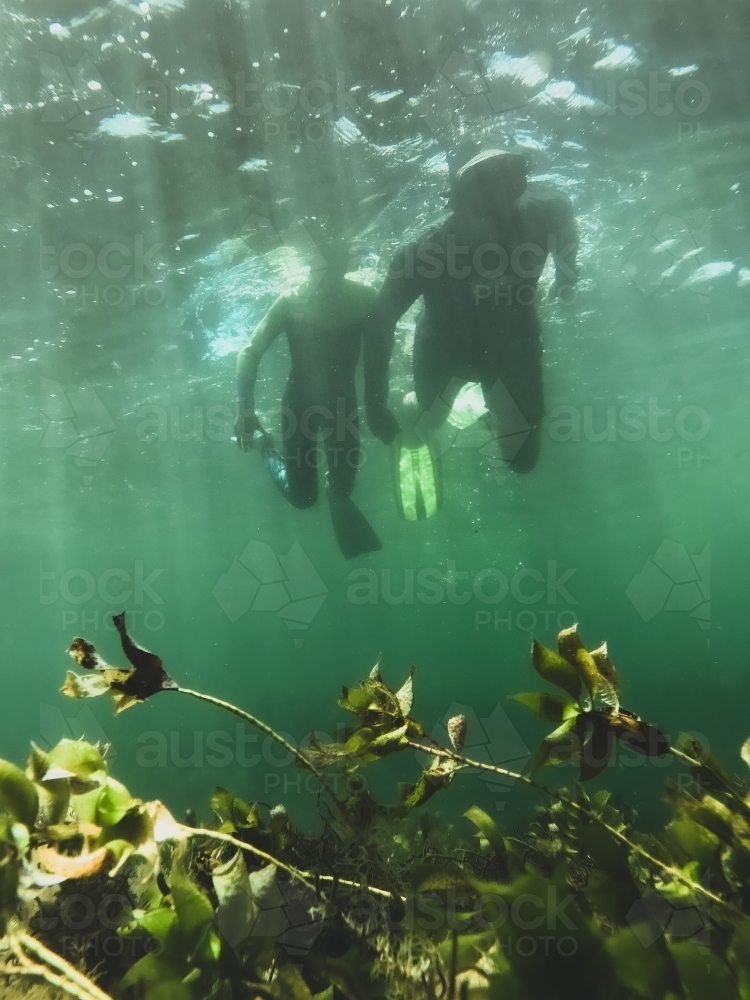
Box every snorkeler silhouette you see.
[369,149,579,518]
[235,247,398,559]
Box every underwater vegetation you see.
[2,620,750,999]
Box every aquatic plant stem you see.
[183,824,317,892]
[176,686,351,825]
[176,686,324,780]
[407,740,741,918]
[182,825,394,899]
[0,961,104,1000]
[6,929,114,1000]
[668,746,700,769]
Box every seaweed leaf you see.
[395,665,415,717]
[65,614,177,714]
[0,759,39,827]
[45,738,107,792]
[528,716,583,775]
[590,641,621,696]
[531,639,582,700]
[557,625,619,711]
[464,805,510,881]
[170,849,222,965]
[510,691,578,724]
[212,850,257,950]
[401,755,459,808]
[334,665,424,763]
[608,711,670,757]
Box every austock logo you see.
[214,852,324,964]
[40,53,116,154]
[40,378,117,484]
[235,215,328,300]
[626,540,709,633]
[422,703,529,811]
[416,51,530,133]
[626,881,710,950]
[39,702,114,762]
[212,541,327,647]
[418,377,531,484]
[625,215,713,301]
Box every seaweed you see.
[1,618,750,999]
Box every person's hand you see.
[235,409,262,451]
[367,407,400,445]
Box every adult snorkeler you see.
[368,149,579,519]
[234,243,399,558]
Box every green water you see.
[1,0,749,831]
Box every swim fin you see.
[391,432,443,520]
[326,486,382,559]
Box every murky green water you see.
[1,0,749,829]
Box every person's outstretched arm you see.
[547,197,579,300]
[235,295,287,450]
[364,246,422,443]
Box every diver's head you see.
[450,149,528,220]
[309,242,358,293]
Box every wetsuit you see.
[369,193,578,472]
[237,278,384,557]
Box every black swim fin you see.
[391,432,443,520]
[326,486,382,559]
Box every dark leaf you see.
[579,716,614,782]
[611,711,670,757]
[605,927,679,1000]
[578,820,640,922]
[66,616,177,713]
[0,849,19,936]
